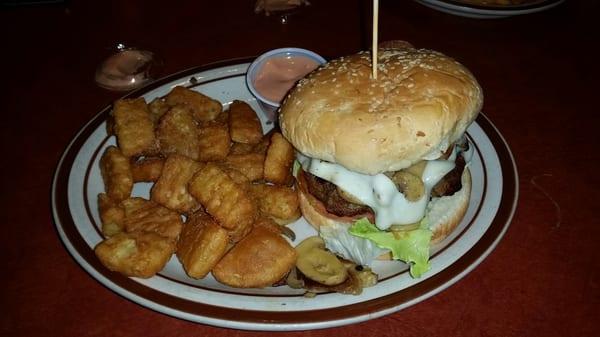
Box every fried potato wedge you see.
[228,100,262,144]
[250,184,301,225]
[197,122,231,162]
[113,98,157,157]
[212,226,297,288]
[263,132,295,185]
[212,109,229,125]
[121,197,183,240]
[165,86,222,122]
[254,216,285,235]
[222,166,251,186]
[252,133,272,155]
[156,105,201,160]
[254,216,296,242]
[176,212,229,279]
[98,193,126,237]
[188,163,256,242]
[95,231,175,278]
[150,154,202,214]
[229,142,255,155]
[100,146,133,202]
[229,133,271,155]
[131,157,164,183]
[223,153,264,182]
[226,219,254,244]
[148,97,170,125]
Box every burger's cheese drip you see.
[298,155,456,230]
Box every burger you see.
[279,44,483,278]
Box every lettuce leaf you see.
[320,221,389,266]
[349,218,432,278]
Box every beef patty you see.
[302,154,466,218]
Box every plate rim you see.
[51,59,519,330]
[438,0,562,11]
[415,0,565,17]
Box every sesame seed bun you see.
[279,46,483,175]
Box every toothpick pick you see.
[372,0,379,80]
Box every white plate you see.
[52,60,518,331]
[415,0,564,18]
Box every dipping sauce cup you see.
[246,48,326,121]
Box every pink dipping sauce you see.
[253,55,320,103]
[95,49,154,90]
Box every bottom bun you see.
[297,168,472,261]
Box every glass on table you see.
[254,0,310,24]
[95,43,163,91]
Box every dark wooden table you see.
[1,0,598,336]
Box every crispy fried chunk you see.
[98,193,126,237]
[150,154,202,214]
[188,163,257,242]
[250,184,300,225]
[95,231,175,278]
[223,153,265,182]
[120,197,183,240]
[130,157,164,183]
[112,98,157,157]
[156,105,201,160]
[228,100,263,144]
[263,132,295,185]
[165,86,222,122]
[176,212,229,279]
[212,226,297,288]
[100,145,133,202]
[148,97,170,125]
[197,122,231,161]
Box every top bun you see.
[279,45,483,174]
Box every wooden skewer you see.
[372,0,379,80]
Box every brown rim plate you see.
[51,59,518,330]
